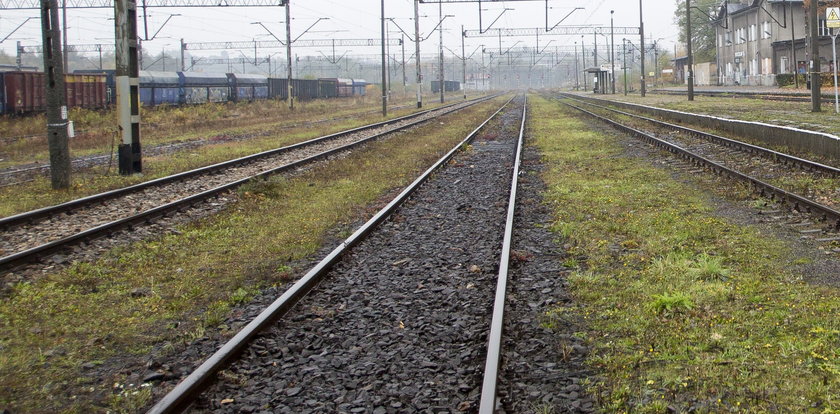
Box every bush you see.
[775,74,806,87]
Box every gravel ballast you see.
[186,100,524,413]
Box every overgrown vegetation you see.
[530,95,840,412]
[0,94,473,218]
[0,91,464,169]
[0,97,504,413]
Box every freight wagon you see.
[139,71,181,106]
[2,70,369,115]
[0,70,106,114]
[431,80,461,94]
[178,72,230,104]
[321,78,367,98]
[227,73,269,102]
[268,78,325,101]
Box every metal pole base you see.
[118,142,142,175]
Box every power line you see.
[0,0,285,9]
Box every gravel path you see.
[186,100,523,413]
[0,100,480,262]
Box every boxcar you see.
[1,71,107,114]
[227,73,268,102]
[179,72,229,104]
[139,71,180,106]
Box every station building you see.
[714,0,837,86]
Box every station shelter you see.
[584,67,610,94]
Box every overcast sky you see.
[0,0,680,60]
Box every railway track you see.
[0,95,498,275]
[144,96,578,413]
[0,101,428,188]
[557,95,840,238]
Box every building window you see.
[725,31,732,46]
[762,58,772,75]
[749,24,756,42]
[762,21,772,39]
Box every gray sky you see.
[0,0,680,60]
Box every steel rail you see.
[0,96,493,231]
[561,100,840,227]
[146,96,516,414]
[559,93,840,177]
[0,95,500,272]
[478,96,527,413]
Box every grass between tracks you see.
[530,95,840,413]
[0,96,505,413]
[0,90,463,168]
[0,93,472,218]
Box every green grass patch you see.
[529,95,840,413]
[0,97,504,413]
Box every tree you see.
[674,0,720,63]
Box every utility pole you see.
[115,0,142,174]
[180,38,185,71]
[790,0,798,88]
[582,36,587,91]
[654,39,659,88]
[610,10,615,94]
[623,38,628,95]
[639,0,646,96]
[381,0,387,116]
[41,0,71,189]
[414,0,422,108]
[286,0,294,109]
[401,33,406,95]
[574,41,579,90]
[462,25,466,99]
[686,0,694,101]
[809,0,820,111]
[62,0,68,70]
[439,1,444,103]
